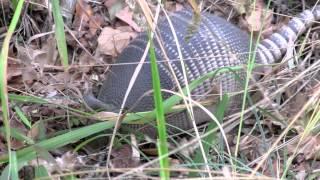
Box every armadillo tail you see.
[257,5,320,64]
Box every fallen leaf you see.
[16,37,57,66]
[28,122,40,140]
[97,26,137,57]
[288,135,320,160]
[29,151,81,174]
[231,0,249,15]
[88,15,104,35]
[105,0,125,21]
[116,6,141,32]
[16,44,46,64]
[79,51,95,73]
[175,3,184,11]
[74,0,93,30]
[110,144,141,168]
[22,65,38,85]
[244,0,272,32]
[165,1,184,12]
[7,63,23,81]
[104,0,119,8]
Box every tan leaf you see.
[22,66,38,85]
[97,26,137,57]
[16,44,46,64]
[28,122,40,140]
[88,15,103,35]
[105,0,125,21]
[110,144,141,168]
[91,111,119,120]
[7,63,22,81]
[288,135,320,160]
[245,0,272,32]
[79,51,95,73]
[75,0,93,23]
[104,0,119,8]
[231,0,249,15]
[16,37,57,66]
[115,6,141,32]
[74,0,93,30]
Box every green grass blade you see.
[234,0,272,158]
[0,127,35,145]
[0,0,24,178]
[0,121,115,163]
[10,151,19,180]
[0,166,9,179]
[191,94,229,176]
[14,106,32,128]
[149,32,169,179]
[35,165,49,178]
[51,0,69,70]
[0,66,244,164]
[9,94,48,104]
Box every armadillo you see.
[85,6,320,136]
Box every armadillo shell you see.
[96,10,257,136]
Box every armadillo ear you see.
[83,91,116,112]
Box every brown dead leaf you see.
[244,0,272,32]
[97,26,137,57]
[7,63,23,81]
[286,92,308,119]
[22,65,38,85]
[16,37,58,85]
[16,44,47,64]
[165,1,184,12]
[28,122,40,141]
[110,144,141,168]
[39,37,58,66]
[16,37,58,67]
[88,15,103,35]
[175,3,184,11]
[79,51,95,73]
[29,151,81,174]
[115,6,141,32]
[11,139,25,150]
[55,151,80,172]
[105,0,125,21]
[233,135,271,162]
[75,0,93,22]
[35,73,71,93]
[74,0,93,30]
[104,0,118,8]
[231,0,250,14]
[288,135,320,160]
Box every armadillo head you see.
[83,91,117,112]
